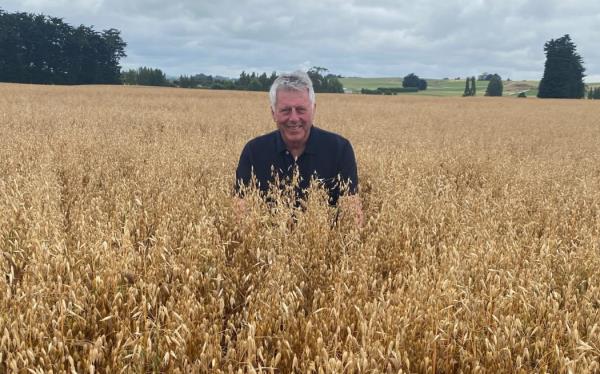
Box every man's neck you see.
[282,127,311,159]
[288,147,304,159]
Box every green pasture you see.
[340,77,541,97]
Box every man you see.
[234,70,363,226]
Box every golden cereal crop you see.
[1,83,599,373]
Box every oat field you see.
[1,84,600,373]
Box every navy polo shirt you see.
[235,126,358,205]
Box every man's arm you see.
[339,140,358,194]
[339,140,363,227]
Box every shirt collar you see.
[276,125,320,155]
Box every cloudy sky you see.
[3,0,599,81]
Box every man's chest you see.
[257,152,337,185]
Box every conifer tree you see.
[538,34,585,99]
[463,79,471,96]
[485,75,503,96]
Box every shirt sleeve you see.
[339,140,358,195]
[234,143,252,196]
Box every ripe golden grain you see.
[0,83,599,372]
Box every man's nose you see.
[289,109,300,121]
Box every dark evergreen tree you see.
[538,34,585,99]
[0,9,126,84]
[463,79,471,96]
[237,71,250,89]
[485,75,503,96]
[463,77,476,97]
[257,72,269,90]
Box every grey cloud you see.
[1,0,599,80]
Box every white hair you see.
[269,71,315,110]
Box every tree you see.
[248,77,262,91]
[485,75,503,96]
[307,67,344,93]
[463,79,471,96]
[462,77,476,97]
[478,73,501,81]
[538,34,585,99]
[402,73,420,88]
[0,9,126,84]
[258,72,269,90]
[121,66,168,86]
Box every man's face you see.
[272,89,315,147]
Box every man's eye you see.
[281,108,291,113]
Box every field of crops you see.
[1,84,600,372]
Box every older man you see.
[234,70,363,225]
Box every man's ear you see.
[271,107,276,122]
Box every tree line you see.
[0,8,126,84]
[0,9,594,100]
[121,66,344,93]
[588,87,600,100]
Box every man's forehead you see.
[276,88,311,104]
[277,87,310,97]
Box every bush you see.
[361,87,419,95]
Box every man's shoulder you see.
[245,130,278,149]
[312,126,351,147]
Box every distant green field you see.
[340,77,540,97]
